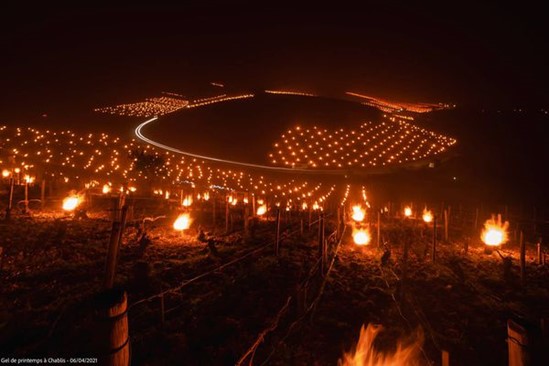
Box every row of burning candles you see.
[60,192,509,247]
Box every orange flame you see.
[339,324,424,366]
[353,228,371,246]
[481,215,509,246]
[173,213,191,231]
[352,205,366,222]
[62,195,80,211]
[404,207,412,217]
[422,209,433,223]
[256,204,267,216]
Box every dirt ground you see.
[1,209,548,365]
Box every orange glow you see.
[182,195,193,207]
[173,213,191,231]
[102,184,111,194]
[352,205,366,222]
[62,196,80,211]
[353,228,371,246]
[256,204,267,216]
[2,169,9,178]
[339,323,423,366]
[422,209,433,223]
[481,215,509,246]
[404,206,412,217]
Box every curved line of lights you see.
[134,117,344,173]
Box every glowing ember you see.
[2,169,10,178]
[256,204,267,216]
[481,215,509,246]
[313,202,320,211]
[339,323,423,366]
[203,192,210,201]
[102,184,111,194]
[353,228,371,246]
[422,209,433,223]
[24,175,34,184]
[302,202,308,210]
[404,207,412,217]
[173,213,191,231]
[62,196,80,211]
[352,205,366,222]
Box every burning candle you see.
[353,228,371,246]
[173,213,191,231]
[481,215,509,246]
[422,209,433,223]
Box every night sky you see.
[1,2,547,117]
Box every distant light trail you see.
[134,117,343,173]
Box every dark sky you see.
[1,2,547,113]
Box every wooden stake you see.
[99,289,130,366]
[40,179,46,210]
[160,293,165,325]
[6,177,15,219]
[444,209,449,242]
[519,231,525,284]
[244,205,250,237]
[442,350,450,366]
[432,215,437,263]
[104,205,128,289]
[225,197,229,234]
[507,319,529,366]
[319,213,325,275]
[377,210,381,247]
[275,209,281,256]
[537,239,543,265]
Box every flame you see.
[302,202,308,210]
[173,213,191,231]
[422,209,433,223]
[353,228,371,246]
[481,215,509,246]
[352,205,366,222]
[102,184,111,194]
[182,195,193,207]
[203,192,210,201]
[2,169,10,178]
[313,202,320,211]
[231,198,238,206]
[24,175,34,183]
[404,207,412,217]
[256,204,267,216]
[62,196,80,211]
[243,197,249,204]
[339,324,424,366]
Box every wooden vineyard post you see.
[252,195,256,218]
[537,238,542,265]
[432,215,437,263]
[225,196,229,234]
[520,231,525,284]
[337,206,341,239]
[6,177,15,219]
[244,205,250,237]
[104,205,128,289]
[212,193,216,228]
[160,293,165,325]
[377,210,381,247]
[98,288,130,366]
[508,319,529,366]
[442,350,450,366]
[318,213,325,275]
[444,208,449,242]
[474,207,479,230]
[275,209,281,256]
[40,179,46,210]
[23,179,29,214]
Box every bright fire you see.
[256,204,267,216]
[62,196,80,211]
[353,228,371,246]
[102,184,111,194]
[422,209,433,223]
[481,215,509,246]
[352,205,366,222]
[173,213,191,231]
[339,324,424,366]
[404,206,412,217]
[182,195,193,207]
